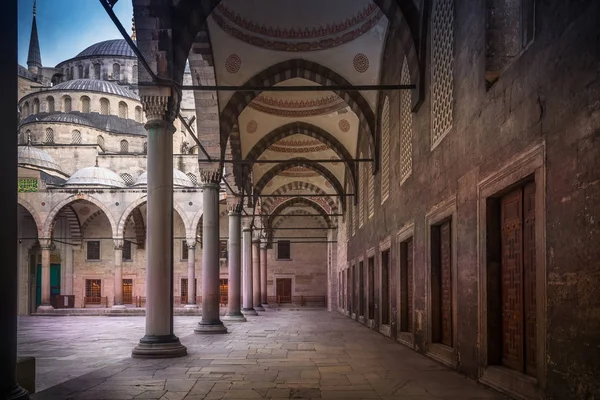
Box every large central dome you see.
[75,39,136,59]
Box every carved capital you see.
[227,196,243,215]
[186,238,197,249]
[39,238,52,250]
[200,170,222,189]
[141,93,178,125]
[113,238,124,251]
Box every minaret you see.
[27,0,42,74]
[131,16,136,41]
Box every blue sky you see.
[18,0,134,67]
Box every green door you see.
[35,264,61,307]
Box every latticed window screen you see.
[135,106,142,122]
[351,201,356,236]
[120,140,129,153]
[358,154,365,228]
[17,178,38,193]
[94,64,101,79]
[181,240,189,260]
[400,58,413,183]
[120,173,134,186]
[44,128,54,144]
[100,98,110,115]
[367,163,375,218]
[431,0,454,147]
[71,130,82,144]
[46,97,55,113]
[97,135,105,151]
[22,102,30,117]
[118,102,128,119]
[380,96,391,202]
[85,65,90,78]
[81,96,90,113]
[86,241,101,260]
[64,96,72,112]
[132,64,138,83]
[113,63,120,81]
[187,173,198,185]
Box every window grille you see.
[122,240,132,261]
[113,63,120,81]
[64,96,72,112]
[135,106,142,122]
[399,58,413,183]
[85,279,101,300]
[277,240,291,260]
[120,140,129,153]
[81,96,90,113]
[46,97,55,113]
[100,98,110,115]
[380,96,391,202]
[44,128,54,144]
[94,64,101,80]
[358,153,365,228]
[118,102,128,119]
[132,64,138,83]
[17,178,38,193]
[351,200,356,236]
[181,240,189,260]
[367,163,375,218]
[187,173,198,185]
[86,241,101,260]
[71,130,81,144]
[120,173,134,186]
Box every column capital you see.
[227,198,243,215]
[39,238,52,250]
[186,237,197,249]
[141,90,179,126]
[260,241,268,250]
[242,226,252,233]
[113,238,124,250]
[200,170,222,189]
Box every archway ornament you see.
[42,194,118,239]
[117,196,191,240]
[262,181,338,215]
[18,197,43,234]
[244,121,357,193]
[265,197,334,243]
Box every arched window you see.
[97,135,105,151]
[33,98,40,114]
[120,140,129,153]
[380,96,391,202]
[85,65,90,78]
[63,96,72,112]
[132,64,138,83]
[94,63,101,80]
[118,101,128,119]
[143,141,147,154]
[71,130,82,144]
[22,102,30,117]
[112,63,120,81]
[78,65,83,79]
[134,106,142,122]
[70,67,74,80]
[46,96,55,113]
[81,96,90,113]
[100,98,110,115]
[44,128,54,144]
[120,173,134,186]
[25,129,32,144]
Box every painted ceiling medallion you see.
[246,120,258,134]
[338,119,351,132]
[212,4,384,52]
[353,53,370,73]
[225,54,242,73]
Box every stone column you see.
[242,226,257,316]
[37,238,53,311]
[252,238,264,311]
[184,238,198,309]
[260,242,268,308]
[195,171,227,334]
[112,239,126,310]
[132,94,186,358]
[222,205,246,322]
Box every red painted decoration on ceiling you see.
[353,53,370,73]
[338,119,351,132]
[246,120,258,134]
[225,54,242,73]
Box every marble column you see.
[112,239,126,310]
[241,226,257,316]
[260,242,269,308]
[222,205,246,322]
[195,172,227,334]
[132,94,186,358]
[184,239,198,309]
[37,238,53,311]
[253,238,264,311]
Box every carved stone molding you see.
[227,199,243,215]
[141,94,178,125]
[186,237,197,249]
[200,170,222,188]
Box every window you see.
[380,96,391,202]
[399,58,413,184]
[431,219,453,347]
[94,63,101,80]
[351,264,356,315]
[118,101,128,119]
[112,63,120,81]
[142,141,147,154]
[25,130,32,144]
[71,130,81,144]
[347,267,353,314]
[277,240,291,260]
[85,279,102,302]
[381,249,390,325]
[22,102,30,117]
[86,240,101,261]
[219,240,228,259]
[120,140,129,153]
[44,128,54,144]
[122,279,133,304]
[358,153,365,227]
[122,240,132,261]
[100,98,110,115]
[97,135,105,151]
[367,163,375,218]
[70,67,74,80]
[181,278,197,303]
[181,240,189,260]
[485,0,535,87]
[17,178,38,193]
[33,98,39,114]
[187,173,198,185]
[400,238,414,333]
[46,96,55,112]
[78,65,83,79]
[63,96,72,112]
[135,106,142,122]
[431,0,455,148]
[359,261,365,318]
[85,64,90,78]
[120,173,134,186]
[132,64,138,83]
[81,96,90,113]
[368,257,375,320]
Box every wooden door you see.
[406,239,414,333]
[276,278,292,303]
[122,279,133,304]
[440,221,453,347]
[523,182,537,376]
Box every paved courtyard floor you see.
[18,310,508,399]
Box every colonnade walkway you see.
[19,311,507,400]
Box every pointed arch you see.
[117,196,191,239]
[262,181,338,214]
[42,195,117,239]
[267,197,333,229]
[18,197,42,235]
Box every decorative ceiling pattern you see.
[248,94,348,117]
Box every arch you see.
[191,209,204,242]
[253,158,345,203]
[112,63,121,81]
[221,59,376,165]
[120,139,129,153]
[81,96,91,113]
[118,101,128,119]
[134,106,142,123]
[72,130,82,144]
[267,197,333,229]
[100,98,110,115]
[18,197,42,235]
[46,96,55,113]
[97,135,106,151]
[117,196,191,239]
[262,181,338,214]
[271,209,328,231]
[63,95,72,112]
[244,121,357,192]
[93,63,101,80]
[22,101,30,118]
[33,98,39,114]
[56,205,83,244]
[78,64,84,79]
[42,195,118,239]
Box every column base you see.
[241,308,258,316]
[4,385,29,400]
[184,304,199,309]
[194,320,228,334]
[132,335,187,359]
[222,313,247,322]
[36,305,54,312]
[254,305,265,311]
[111,304,127,310]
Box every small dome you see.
[51,79,139,100]
[42,113,93,127]
[66,166,126,188]
[76,39,136,58]
[18,145,63,173]
[134,169,195,188]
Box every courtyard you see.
[19,310,506,400]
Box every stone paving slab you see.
[18,311,510,399]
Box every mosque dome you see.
[134,169,195,188]
[42,113,93,127]
[18,145,64,173]
[50,79,140,100]
[65,166,127,188]
[75,39,136,59]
